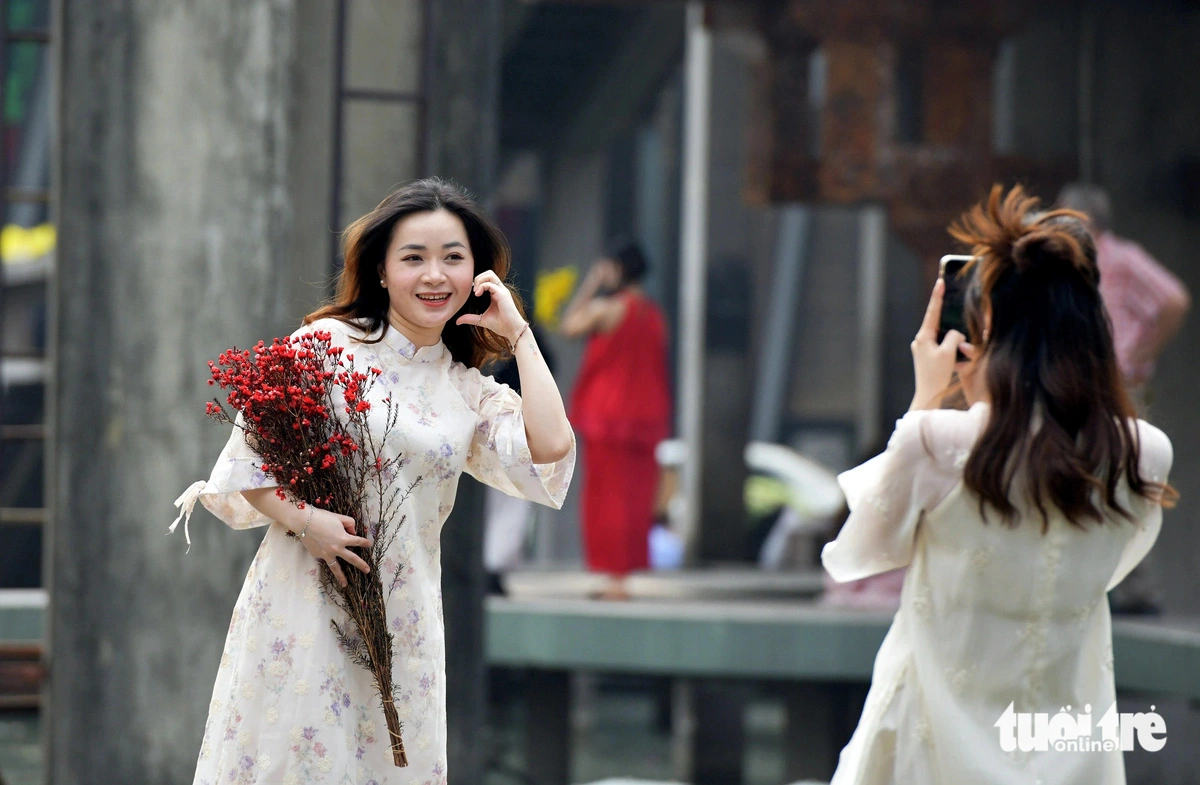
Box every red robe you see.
[570,293,672,574]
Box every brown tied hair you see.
[305,177,524,369]
[947,184,1174,529]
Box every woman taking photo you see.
[823,185,1174,784]
[177,178,575,783]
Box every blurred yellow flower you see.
[534,266,579,330]
[1,223,55,264]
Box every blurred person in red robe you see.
[562,241,672,599]
[1058,183,1190,615]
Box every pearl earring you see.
[380,279,386,288]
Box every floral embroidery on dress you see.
[1068,599,1100,629]
[355,706,380,760]
[866,493,892,516]
[289,726,333,779]
[394,608,427,658]
[944,665,975,695]
[420,442,459,484]
[245,579,272,623]
[1016,526,1067,706]
[319,662,353,727]
[909,585,933,620]
[225,753,262,785]
[914,718,933,747]
[969,545,993,571]
[222,704,245,743]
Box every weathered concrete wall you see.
[49,1,337,782]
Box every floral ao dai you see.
[822,403,1172,785]
[181,318,575,785]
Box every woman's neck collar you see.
[385,308,442,348]
[380,311,445,362]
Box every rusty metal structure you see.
[732,0,1071,263]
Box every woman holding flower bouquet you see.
[173,178,575,784]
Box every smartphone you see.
[938,254,973,343]
[938,254,975,363]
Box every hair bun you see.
[1012,229,1083,276]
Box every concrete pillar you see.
[425,2,502,784]
[48,2,338,782]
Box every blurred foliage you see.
[534,266,578,329]
[1,222,54,263]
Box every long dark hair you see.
[949,184,1172,529]
[607,239,648,288]
[305,178,524,369]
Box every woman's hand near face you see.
[454,270,527,344]
[453,271,573,464]
[586,259,621,290]
[910,279,971,411]
[561,259,623,338]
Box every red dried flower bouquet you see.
[204,330,417,768]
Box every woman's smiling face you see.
[380,208,476,345]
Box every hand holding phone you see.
[939,254,978,365]
[910,260,974,410]
[937,255,973,344]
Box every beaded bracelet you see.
[511,322,530,351]
[287,505,316,540]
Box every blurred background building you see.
[0,0,1198,783]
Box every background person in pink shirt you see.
[1058,183,1190,614]
[1058,183,1191,393]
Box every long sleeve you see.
[169,413,279,549]
[1107,420,1174,591]
[191,318,360,530]
[452,364,576,510]
[170,320,357,547]
[197,413,279,528]
[822,408,977,583]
